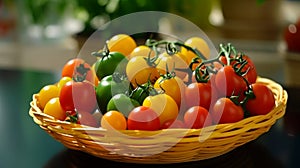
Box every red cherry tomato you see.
[242,55,257,84]
[185,82,212,110]
[219,55,257,84]
[184,106,212,129]
[245,83,275,116]
[59,81,97,113]
[284,20,300,53]
[214,66,247,98]
[161,119,185,129]
[127,106,160,131]
[211,97,244,124]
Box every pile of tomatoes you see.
[37,34,276,131]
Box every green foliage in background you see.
[23,0,218,36]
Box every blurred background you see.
[0,0,300,85]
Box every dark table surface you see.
[0,65,299,168]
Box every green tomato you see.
[107,93,140,117]
[94,51,128,80]
[96,74,131,114]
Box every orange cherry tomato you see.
[101,110,127,130]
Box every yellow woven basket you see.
[29,77,287,164]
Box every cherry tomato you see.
[126,56,160,88]
[154,76,185,108]
[185,82,212,110]
[245,83,275,116]
[59,80,97,113]
[181,37,210,65]
[155,52,189,79]
[38,85,59,110]
[95,74,131,114]
[143,93,178,126]
[107,93,140,117]
[44,97,66,121]
[101,110,127,130]
[184,106,212,129]
[214,66,247,98]
[219,55,257,84]
[161,119,185,129]
[241,55,257,84]
[211,97,244,124]
[107,34,137,56]
[284,19,300,53]
[129,45,155,59]
[61,58,95,84]
[127,106,160,131]
[94,51,128,80]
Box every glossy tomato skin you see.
[94,52,128,80]
[44,97,66,121]
[245,83,275,116]
[95,75,131,114]
[62,58,95,84]
[155,52,189,79]
[218,55,257,84]
[154,76,185,108]
[143,94,179,126]
[211,97,244,124]
[38,85,59,110]
[106,93,140,117]
[284,20,300,53]
[185,82,212,110]
[126,56,160,88]
[59,81,97,113]
[59,81,74,111]
[107,34,137,56]
[181,37,211,64]
[161,119,185,129]
[127,106,160,131]
[242,55,257,84]
[184,106,212,129]
[101,110,127,130]
[214,66,247,98]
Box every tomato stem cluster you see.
[144,39,259,118]
[73,63,90,82]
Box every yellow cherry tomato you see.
[154,76,185,108]
[126,56,160,88]
[38,85,60,109]
[155,52,189,79]
[44,97,66,120]
[181,37,210,70]
[101,110,127,130]
[107,34,137,57]
[143,94,178,126]
[129,45,155,59]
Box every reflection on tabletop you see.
[44,141,282,168]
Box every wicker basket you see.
[29,77,287,164]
